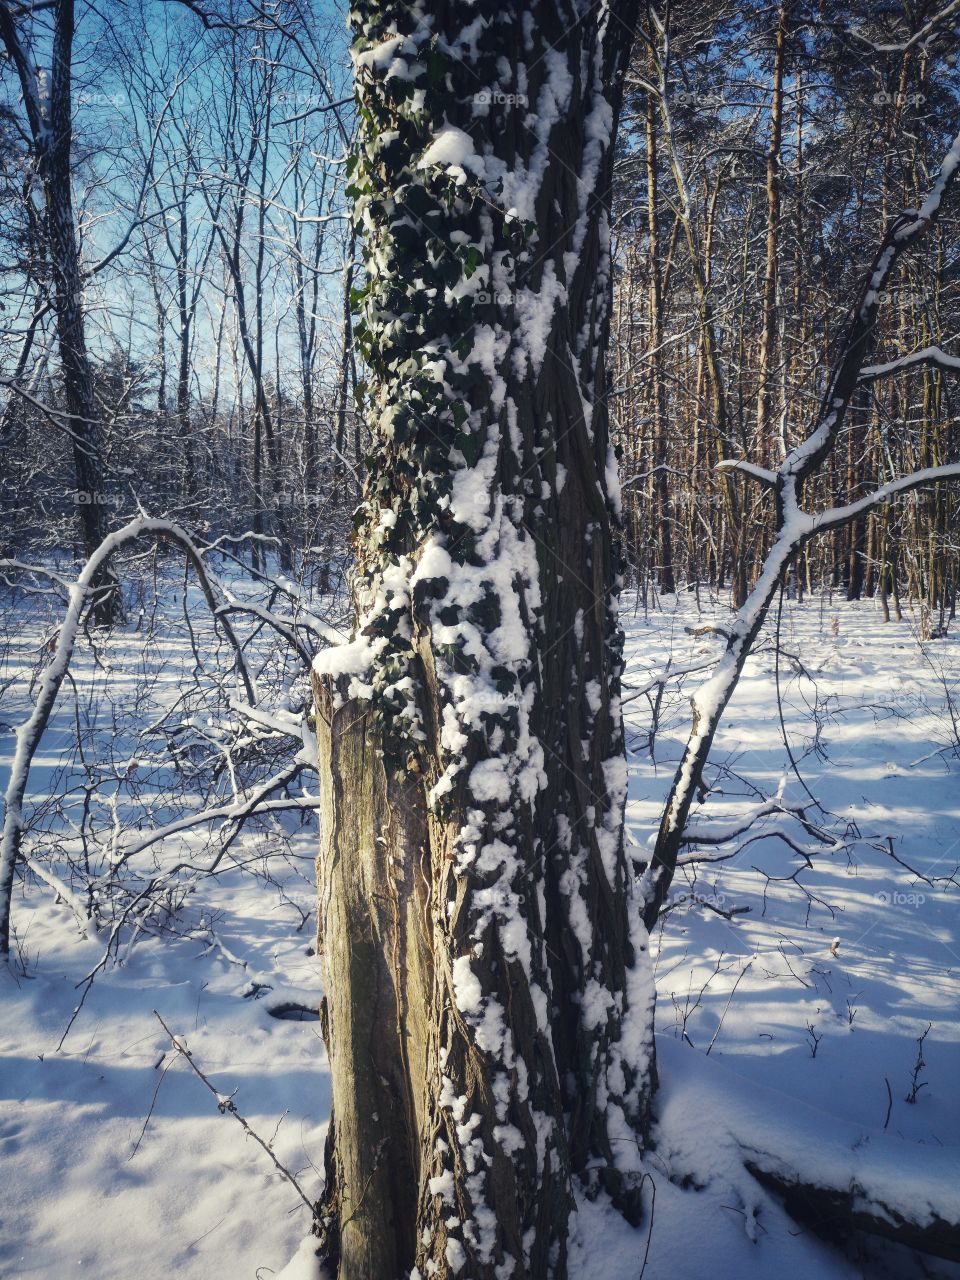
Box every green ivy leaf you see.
[455,430,482,466]
[463,246,481,278]
[427,50,446,86]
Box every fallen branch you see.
[154,1010,317,1217]
[746,1163,960,1262]
[658,1041,960,1263]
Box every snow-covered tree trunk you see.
[312,2,654,1277]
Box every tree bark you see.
[313,2,654,1276]
[644,93,675,594]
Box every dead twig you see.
[153,1010,316,1215]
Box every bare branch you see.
[859,345,960,381]
[715,459,777,488]
[154,1010,317,1216]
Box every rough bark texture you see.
[314,679,433,1277]
[313,2,655,1277]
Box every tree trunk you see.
[313,3,654,1276]
[0,0,119,623]
[176,194,194,499]
[755,2,787,459]
[644,94,675,594]
[0,294,47,480]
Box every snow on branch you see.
[813,463,960,532]
[784,129,960,484]
[715,459,778,488]
[0,515,332,960]
[844,0,960,54]
[680,798,830,848]
[860,345,960,380]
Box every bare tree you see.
[641,126,960,927]
[0,0,119,621]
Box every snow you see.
[0,884,326,1279]
[418,126,485,182]
[352,35,407,72]
[469,758,512,804]
[626,591,960,1209]
[445,1238,467,1271]
[3,584,959,1278]
[512,265,566,376]
[0,558,328,1279]
[452,954,484,1015]
[428,1169,456,1204]
[311,632,378,681]
[275,1234,324,1279]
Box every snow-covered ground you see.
[604,593,960,1279]
[1,584,958,1278]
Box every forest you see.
[1,2,959,1278]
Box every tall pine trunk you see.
[312,2,655,1277]
[644,94,675,594]
[755,1,786,462]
